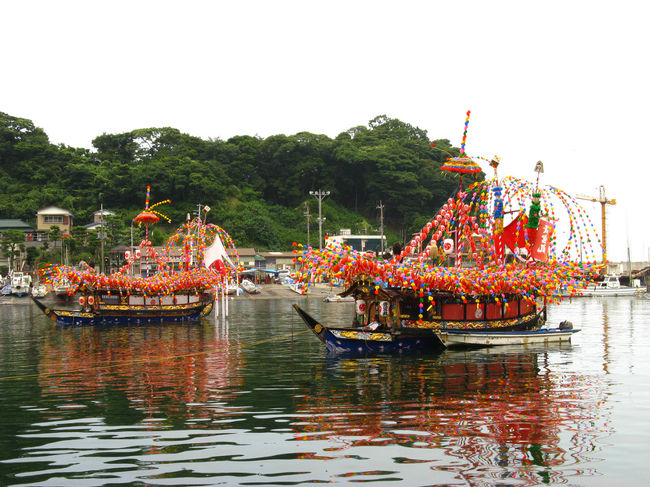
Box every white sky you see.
[2,1,649,262]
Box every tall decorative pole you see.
[134,186,171,277]
[460,110,471,155]
[440,110,482,183]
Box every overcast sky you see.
[2,1,648,262]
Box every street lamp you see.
[309,189,330,249]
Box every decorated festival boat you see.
[293,304,445,355]
[32,188,241,325]
[293,112,603,352]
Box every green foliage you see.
[1,229,26,270]
[0,111,482,257]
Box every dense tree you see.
[0,111,479,257]
[0,229,26,271]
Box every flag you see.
[204,234,234,272]
[530,218,553,262]
[502,213,529,252]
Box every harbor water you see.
[1,293,649,486]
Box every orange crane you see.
[575,185,616,263]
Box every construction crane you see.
[575,185,616,263]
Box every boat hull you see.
[574,288,645,297]
[293,304,444,355]
[407,311,544,332]
[437,328,579,348]
[31,296,214,325]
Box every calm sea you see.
[1,293,649,486]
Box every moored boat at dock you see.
[436,325,578,349]
[571,274,645,297]
[11,272,32,297]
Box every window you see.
[44,216,64,224]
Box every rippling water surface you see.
[1,294,649,486]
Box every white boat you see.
[240,279,261,294]
[289,281,308,295]
[575,274,645,297]
[31,283,48,298]
[323,295,354,303]
[1,283,11,296]
[225,280,240,295]
[53,276,73,299]
[11,272,32,297]
[437,325,579,349]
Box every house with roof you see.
[229,247,257,269]
[36,206,73,236]
[257,251,297,271]
[85,209,116,231]
[0,219,36,271]
[0,219,35,235]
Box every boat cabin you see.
[341,278,542,332]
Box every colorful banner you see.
[530,218,553,262]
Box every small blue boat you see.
[293,304,445,355]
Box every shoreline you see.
[0,283,343,305]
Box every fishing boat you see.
[32,188,241,325]
[292,112,604,353]
[31,283,48,299]
[11,272,32,297]
[572,274,645,297]
[293,304,445,355]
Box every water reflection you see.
[292,347,610,485]
[37,321,244,425]
[0,296,647,486]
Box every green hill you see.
[1,112,483,256]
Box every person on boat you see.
[392,242,402,256]
[364,314,381,331]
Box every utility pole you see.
[309,189,330,249]
[376,200,385,254]
[99,202,106,274]
[304,202,311,248]
[576,185,616,264]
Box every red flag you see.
[502,213,529,252]
[530,218,553,262]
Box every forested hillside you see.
[0,111,483,250]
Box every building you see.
[0,220,37,271]
[257,251,296,271]
[0,219,35,237]
[36,206,73,236]
[85,209,116,231]
[229,248,256,268]
[327,228,387,254]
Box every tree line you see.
[1,111,483,266]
